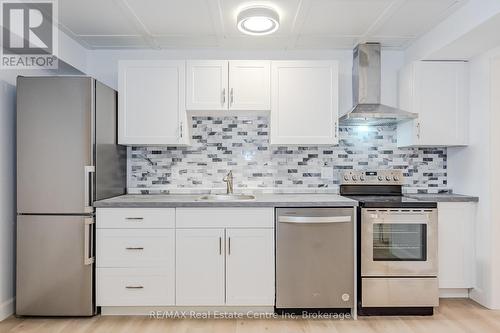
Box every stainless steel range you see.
[340,170,438,316]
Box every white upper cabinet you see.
[397,61,469,147]
[119,60,189,146]
[186,60,228,111]
[186,60,270,111]
[228,61,271,111]
[270,61,339,145]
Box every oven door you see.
[361,208,438,277]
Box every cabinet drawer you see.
[362,278,439,307]
[97,268,174,306]
[97,229,174,268]
[176,208,274,228]
[96,208,175,229]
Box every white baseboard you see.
[0,298,15,321]
[439,288,470,298]
[100,306,275,316]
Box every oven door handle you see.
[279,216,352,224]
[368,213,431,224]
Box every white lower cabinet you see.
[96,207,275,309]
[96,208,176,307]
[438,202,476,290]
[97,268,174,306]
[225,228,274,305]
[175,208,275,306]
[175,228,226,306]
[97,229,175,268]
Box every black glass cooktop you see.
[343,195,437,208]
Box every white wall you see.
[0,81,16,321]
[448,45,500,309]
[86,48,405,113]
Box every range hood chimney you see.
[339,43,417,126]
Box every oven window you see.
[373,224,427,261]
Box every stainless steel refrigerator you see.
[16,76,126,316]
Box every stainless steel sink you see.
[198,194,256,201]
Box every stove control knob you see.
[352,175,358,181]
[378,176,384,181]
[359,175,365,181]
[386,176,392,181]
[393,176,400,181]
[344,175,350,181]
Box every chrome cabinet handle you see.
[334,121,338,138]
[125,217,143,221]
[228,237,231,255]
[125,286,144,289]
[230,88,234,105]
[219,236,222,255]
[125,247,144,250]
[84,166,95,213]
[279,216,352,224]
[180,122,183,138]
[84,217,95,265]
[222,88,226,105]
[416,122,421,140]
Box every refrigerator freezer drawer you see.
[96,229,175,268]
[96,208,175,229]
[97,268,175,306]
[16,215,95,316]
[362,277,439,307]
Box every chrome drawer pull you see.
[125,285,144,289]
[125,217,143,221]
[125,247,144,250]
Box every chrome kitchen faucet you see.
[223,171,234,194]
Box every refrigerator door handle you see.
[84,166,95,213]
[84,217,95,265]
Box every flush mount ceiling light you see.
[237,6,280,36]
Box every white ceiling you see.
[58,0,467,50]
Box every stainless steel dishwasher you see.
[276,208,355,312]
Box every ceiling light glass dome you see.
[237,6,280,36]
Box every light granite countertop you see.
[94,193,359,208]
[405,193,479,202]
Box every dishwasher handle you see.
[279,216,352,224]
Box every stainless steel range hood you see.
[339,43,417,126]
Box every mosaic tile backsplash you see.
[128,116,448,194]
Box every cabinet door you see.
[118,61,187,145]
[225,229,274,306]
[228,61,270,111]
[438,202,475,289]
[186,60,228,111]
[271,61,339,145]
[415,62,468,146]
[397,61,468,147]
[176,229,225,305]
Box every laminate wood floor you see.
[2,299,500,333]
